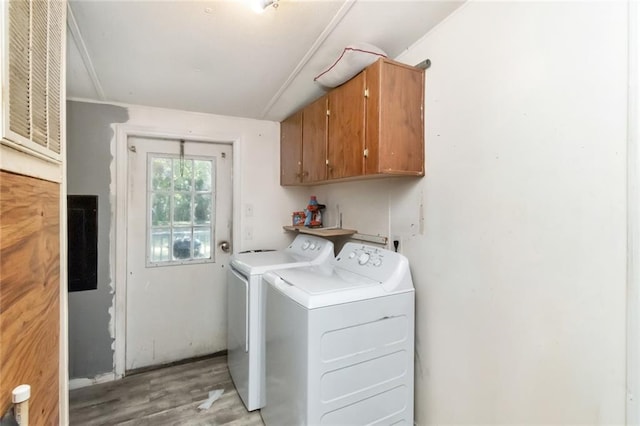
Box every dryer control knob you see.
[349,252,356,259]
[302,241,310,250]
[309,242,317,250]
[373,259,382,267]
[358,253,370,265]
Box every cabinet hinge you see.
[364,88,369,98]
[364,148,369,158]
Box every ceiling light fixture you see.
[252,0,279,14]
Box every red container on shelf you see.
[291,211,306,226]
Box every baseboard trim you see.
[69,372,116,390]
[126,350,228,377]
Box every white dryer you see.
[227,234,334,411]
[262,243,415,426]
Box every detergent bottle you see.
[304,196,322,227]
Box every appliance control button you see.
[349,252,356,259]
[302,241,310,250]
[373,259,382,267]
[309,242,316,250]
[358,253,370,265]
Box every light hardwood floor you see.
[69,355,264,426]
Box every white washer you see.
[262,243,415,426]
[227,234,334,411]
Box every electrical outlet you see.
[391,235,401,253]
[245,227,253,240]
[245,203,254,218]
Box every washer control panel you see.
[336,242,412,291]
[337,244,392,274]
[287,235,334,260]
[300,239,320,251]
[357,252,370,265]
[347,246,384,267]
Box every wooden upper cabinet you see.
[301,96,328,183]
[327,72,366,180]
[365,58,425,176]
[280,110,303,185]
[279,58,424,186]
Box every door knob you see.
[219,241,230,252]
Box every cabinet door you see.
[366,59,425,175]
[301,95,328,183]
[280,110,303,185]
[327,72,366,180]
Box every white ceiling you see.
[67,0,464,122]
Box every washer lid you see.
[273,266,379,293]
[230,251,310,276]
[265,266,409,309]
[230,235,334,276]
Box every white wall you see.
[315,1,630,423]
[627,2,640,422]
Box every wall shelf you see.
[283,225,357,238]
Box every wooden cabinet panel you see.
[0,171,60,425]
[280,110,303,185]
[366,59,424,175]
[301,96,328,183]
[328,72,366,180]
[280,58,424,186]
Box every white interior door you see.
[125,136,232,371]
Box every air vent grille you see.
[8,0,31,140]
[5,0,65,158]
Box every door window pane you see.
[173,193,192,225]
[194,160,212,192]
[194,194,212,225]
[151,158,172,191]
[173,159,193,191]
[151,194,170,226]
[147,153,215,266]
[194,228,212,259]
[150,228,171,262]
[172,228,193,260]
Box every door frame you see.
[111,124,242,379]
[628,1,639,422]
